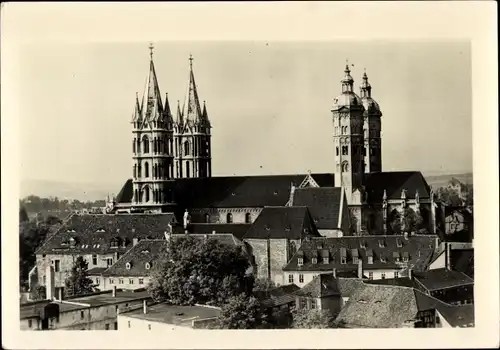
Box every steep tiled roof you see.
[101,234,244,277]
[185,223,251,240]
[364,171,431,202]
[283,235,439,272]
[363,277,417,288]
[437,304,474,327]
[335,284,420,328]
[450,249,474,278]
[336,283,475,328]
[116,179,133,204]
[337,278,365,297]
[413,268,473,291]
[114,173,335,208]
[292,187,343,230]
[35,213,176,255]
[243,206,321,240]
[296,274,341,298]
[256,284,301,308]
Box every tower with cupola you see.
[173,55,212,179]
[332,63,366,205]
[360,70,382,173]
[131,44,175,212]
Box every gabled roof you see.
[363,277,417,289]
[296,273,341,298]
[292,187,343,230]
[101,233,244,277]
[364,171,431,202]
[243,206,321,240]
[413,268,473,291]
[283,235,438,272]
[336,283,475,328]
[255,284,301,308]
[35,213,176,255]
[113,173,335,209]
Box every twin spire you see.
[340,60,373,98]
[132,44,209,129]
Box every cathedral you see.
[107,45,441,236]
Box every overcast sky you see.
[19,40,472,189]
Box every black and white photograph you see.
[2,2,498,349]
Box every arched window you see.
[186,162,190,178]
[134,190,138,202]
[226,213,233,224]
[153,190,157,203]
[133,139,136,153]
[138,164,142,178]
[144,187,150,203]
[336,147,339,156]
[204,213,210,223]
[133,165,137,178]
[143,136,150,154]
[137,139,141,153]
[342,146,349,155]
[153,138,157,154]
[184,140,190,156]
[245,213,252,224]
[153,164,157,179]
[144,162,149,178]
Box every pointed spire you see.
[341,60,354,92]
[140,43,163,123]
[360,69,372,98]
[176,99,183,125]
[182,54,203,125]
[132,92,142,122]
[164,93,172,117]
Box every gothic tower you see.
[131,44,175,212]
[174,55,212,179]
[332,64,365,205]
[360,70,382,173]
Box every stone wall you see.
[188,207,262,224]
[245,239,269,280]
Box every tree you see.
[64,256,95,297]
[291,308,336,329]
[253,278,276,293]
[401,207,424,233]
[148,235,253,306]
[214,294,268,329]
[19,206,29,223]
[31,284,46,301]
[19,222,50,285]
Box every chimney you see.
[132,238,139,246]
[357,259,363,279]
[332,268,337,278]
[404,231,409,240]
[212,230,216,235]
[112,286,117,297]
[58,287,63,301]
[143,300,147,314]
[45,265,55,301]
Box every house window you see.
[28,320,32,328]
[114,322,118,330]
[311,299,317,309]
[288,274,294,283]
[300,298,307,309]
[299,274,304,283]
[381,273,386,279]
[92,255,97,265]
[297,258,303,267]
[119,278,124,285]
[323,257,329,264]
[80,311,84,320]
[403,256,409,263]
[54,260,60,272]
[341,257,346,264]
[368,272,373,280]
[109,278,114,284]
[139,278,144,285]
[353,256,359,264]
[105,324,110,330]
[148,324,151,330]
[129,278,134,284]
[107,258,113,267]
[311,258,317,265]
[43,276,46,284]
[226,213,233,223]
[128,321,131,328]
[96,278,100,285]
[245,213,252,224]
[204,213,210,223]
[394,271,399,279]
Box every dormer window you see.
[403,252,409,262]
[341,257,347,264]
[297,257,304,267]
[323,257,329,264]
[378,240,385,248]
[396,239,403,248]
[393,252,400,262]
[360,242,366,249]
[380,256,386,263]
[145,262,151,270]
[353,256,359,264]
[311,258,317,265]
[125,262,132,270]
[367,256,373,264]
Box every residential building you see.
[443,206,474,242]
[412,268,474,305]
[20,287,150,330]
[117,302,221,330]
[282,234,440,287]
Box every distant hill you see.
[423,172,473,189]
[20,179,123,202]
